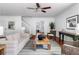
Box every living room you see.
[0,3,79,55]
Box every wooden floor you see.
[54,37,64,47]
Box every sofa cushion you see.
[13,33,20,40]
[6,35,14,40]
[20,32,30,38]
[5,32,30,55]
[6,33,21,42]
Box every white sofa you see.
[5,32,30,55]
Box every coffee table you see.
[32,37,51,50]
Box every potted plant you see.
[49,22,55,31]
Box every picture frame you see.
[66,15,79,30]
[8,21,15,30]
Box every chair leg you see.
[32,44,36,50]
[48,44,51,50]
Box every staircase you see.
[22,20,33,34]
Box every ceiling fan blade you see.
[41,10,46,13]
[36,3,40,8]
[41,7,51,9]
[27,7,36,9]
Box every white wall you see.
[22,17,55,35]
[0,16,22,34]
[55,4,79,41]
[22,20,32,34]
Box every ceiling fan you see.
[27,3,51,13]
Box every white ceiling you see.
[0,3,75,17]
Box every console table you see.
[59,31,79,44]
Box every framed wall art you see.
[8,21,15,30]
[66,15,79,30]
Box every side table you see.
[0,44,6,55]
